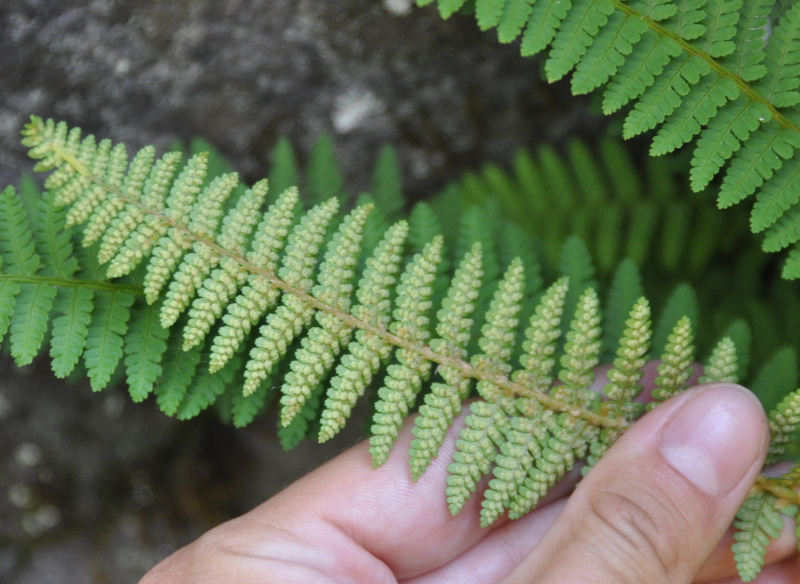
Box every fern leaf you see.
[317,220,408,441]
[446,398,512,515]
[475,0,506,31]
[602,297,651,403]
[602,34,683,115]
[732,491,784,582]
[181,180,283,351]
[49,286,94,378]
[409,242,483,480]
[144,170,238,306]
[34,189,79,279]
[177,354,240,421]
[98,151,182,267]
[721,318,751,379]
[82,145,156,247]
[277,383,322,449]
[427,0,468,19]
[242,198,340,395]
[480,405,546,526]
[558,236,596,330]
[756,2,800,108]
[689,98,771,192]
[472,258,525,394]
[66,141,128,228]
[515,278,569,392]
[278,204,372,429]
[497,0,535,43]
[651,316,696,404]
[159,175,260,328]
[124,303,170,402]
[767,387,800,463]
[84,290,135,391]
[622,55,711,139]
[750,160,800,233]
[699,336,738,383]
[650,76,740,155]
[206,188,299,371]
[0,185,41,277]
[557,287,602,393]
[232,378,274,429]
[516,400,600,518]
[602,259,644,357]
[721,0,770,82]
[370,144,404,220]
[10,283,56,366]
[752,346,799,419]
[652,283,698,354]
[370,237,443,467]
[570,11,647,95]
[0,274,20,345]
[520,0,572,57]
[698,0,743,58]
[545,0,614,83]
[154,346,202,416]
[717,126,800,209]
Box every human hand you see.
[140,381,799,583]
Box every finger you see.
[140,402,585,584]
[235,406,582,581]
[502,383,770,584]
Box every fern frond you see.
[651,316,696,404]
[418,0,800,276]
[409,242,483,480]
[277,204,373,429]
[242,197,340,396]
[766,387,800,463]
[369,237,442,467]
[205,188,299,372]
[602,297,651,404]
[732,491,784,582]
[17,119,800,570]
[699,336,738,383]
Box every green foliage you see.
[6,117,800,583]
[732,491,785,582]
[420,0,800,280]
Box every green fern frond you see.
[699,336,738,383]
[409,242,483,480]
[12,119,800,578]
[651,316,696,404]
[766,387,800,463]
[369,237,441,467]
[276,204,372,430]
[418,0,800,277]
[732,491,784,582]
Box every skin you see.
[140,375,800,584]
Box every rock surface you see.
[0,1,594,581]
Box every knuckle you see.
[581,484,691,583]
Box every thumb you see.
[503,383,770,584]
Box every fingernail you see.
[659,384,765,497]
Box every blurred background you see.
[0,1,598,581]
